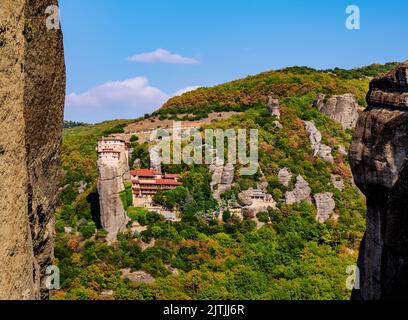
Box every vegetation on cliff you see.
[53,64,396,300]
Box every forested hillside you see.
[53,63,396,300]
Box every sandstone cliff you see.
[0,0,65,299]
[97,140,130,242]
[350,62,408,300]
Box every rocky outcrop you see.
[285,176,312,205]
[350,62,408,300]
[304,121,334,163]
[278,168,292,187]
[238,190,253,207]
[121,269,155,284]
[273,121,283,129]
[97,140,130,242]
[149,145,162,174]
[210,158,234,202]
[366,63,408,108]
[338,145,348,156]
[97,166,129,241]
[77,180,87,194]
[0,0,65,299]
[314,93,359,130]
[267,95,280,118]
[314,193,336,223]
[331,174,344,191]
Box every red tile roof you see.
[130,169,159,176]
[164,174,181,179]
[155,179,183,186]
[131,179,182,186]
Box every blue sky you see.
[60,0,408,123]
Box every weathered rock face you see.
[314,193,336,223]
[149,145,162,174]
[285,176,311,205]
[304,121,334,163]
[267,95,280,118]
[350,62,408,300]
[0,0,65,299]
[278,168,292,187]
[97,142,130,242]
[367,62,408,108]
[331,174,344,191]
[238,190,253,207]
[210,158,234,202]
[314,93,359,130]
[97,165,129,241]
[273,120,283,129]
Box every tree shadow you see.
[87,191,101,229]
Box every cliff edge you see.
[0,0,65,299]
[350,62,408,300]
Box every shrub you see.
[80,222,96,239]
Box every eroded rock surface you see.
[314,193,336,223]
[267,95,280,118]
[210,158,234,202]
[331,174,344,191]
[97,140,130,242]
[0,0,65,299]
[304,121,334,163]
[278,168,292,187]
[285,176,311,205]
[314,93,359,130]
[350,62,408,300]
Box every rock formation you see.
[350,62,408,300]
[338,145,348,156]
[278,168,292,187]
[314,93,359,130]
[97,139,130,242]
[273,120,283,129]
[267,95,280,118]
[0,0,65,299]
[77,180,87,194]
[304,121,334,163]
[238,190,253,207]
[149,145,162,174]
[285,176,312,205]
[314,193,336,223]
[331,174,344,191]
[210,157,234,202]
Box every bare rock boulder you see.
[267,95,281,118]
[314,193,336,223]
[285,176,312,205]
[304,121,334,163]
[314,93,359,130]
[278,168,292,187]
[238,190,253,207]
[331,174,345,191]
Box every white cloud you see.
[66,77,168,108]
[65,77,202,123]
[128,48,199,65]
[173,85,201,96]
